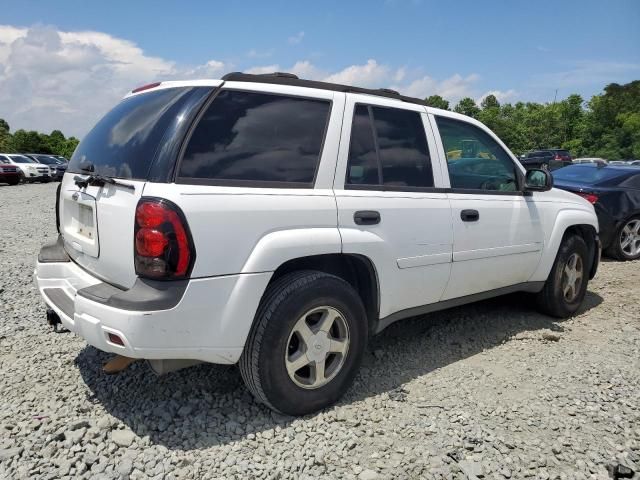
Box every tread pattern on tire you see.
[239,270,343,413]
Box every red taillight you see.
[134,199,195,279]
[554,155,561,160]
[577,192,599,204]
[131,82,162,94]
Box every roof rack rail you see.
[222,71,299,80]
[219,72,429,107]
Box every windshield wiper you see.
[73,174,135,191]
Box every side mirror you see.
[524,168,553,192]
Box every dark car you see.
[520,149,573,171]
[553,164,640,261]
[25,154,68,180]
[0,154,21,185]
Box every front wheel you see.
[239,271,368,415]
[536,234,589,318]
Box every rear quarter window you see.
[177,90,331,186]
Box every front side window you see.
[346,104,434,188]
[436,116,518,192]
[179,90,331,185]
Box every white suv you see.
[36,73,600,415]
[2,154,52,182]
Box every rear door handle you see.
[354,210,381,225]
[460,209,479,222]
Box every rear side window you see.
[178,90,331,186]
[346,104,434,188]
[69,87,206,180]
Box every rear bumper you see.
[35,238,271,364]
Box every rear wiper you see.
[73,174,135,191]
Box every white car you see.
[35,74,601,415]
[2,154,51,182]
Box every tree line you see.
[425,80,640,160]
[0,120,79,159]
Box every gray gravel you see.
[1,182,639,480]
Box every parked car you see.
[35,73,600,415]
[2,154,51,182]
[25,154,68,180]
[609,160,628,165]
[0,155,21,185]
[519,149,573,171]
[631,160,640,166]
[553,163,640,261]
[52,155,69,163]
[574,157,607,165]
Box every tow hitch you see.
[46,308,62,332]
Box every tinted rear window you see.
[178,90,331,186]
[69,87,206,180]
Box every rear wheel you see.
[239,271,367,415]
[606,216,640,261]
[7,178,19,186]
[536,234,589,318]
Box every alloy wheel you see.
[562,252,583,302]
[285,306,350,389]
[620,219,640,258]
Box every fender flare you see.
[241,227,342,273]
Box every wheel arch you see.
[530,210,599,282]
[267,253,380,335]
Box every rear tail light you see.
[134,198,195,279]
[577,192,599,204]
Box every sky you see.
[0,0,639,138]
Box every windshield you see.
[68,87,211,180]
[10,155,36,163]
[553,165,628,185]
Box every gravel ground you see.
[0,181,638,480]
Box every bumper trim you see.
[43,288,74,319]
[77,278,188,312]
[38,236,69,263]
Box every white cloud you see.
[477,89,518,105]
[0,24,230,137]
[323,59,390,88]
[245,64,280,75]
[529,60,640,90]
[288,31,305,45]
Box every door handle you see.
[460,209,479,222]
[354,210,381,225]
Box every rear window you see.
[552,165,629,184]
[68,87,207,180]
[178,90,331,186]
[9,155,34,163]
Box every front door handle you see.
[354,210,381,225]
[460,209,479,222]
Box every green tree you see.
[0,118,10,152]
[424,95,450,110]
[453,97,480,118]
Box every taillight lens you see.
[577,192,599,204]
[134,198,195,279]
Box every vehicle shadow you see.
[76,290,603,451]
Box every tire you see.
[605,216,640,261]
[7,178,19,186]
[536,234,589,318]
[239,270,368,415]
